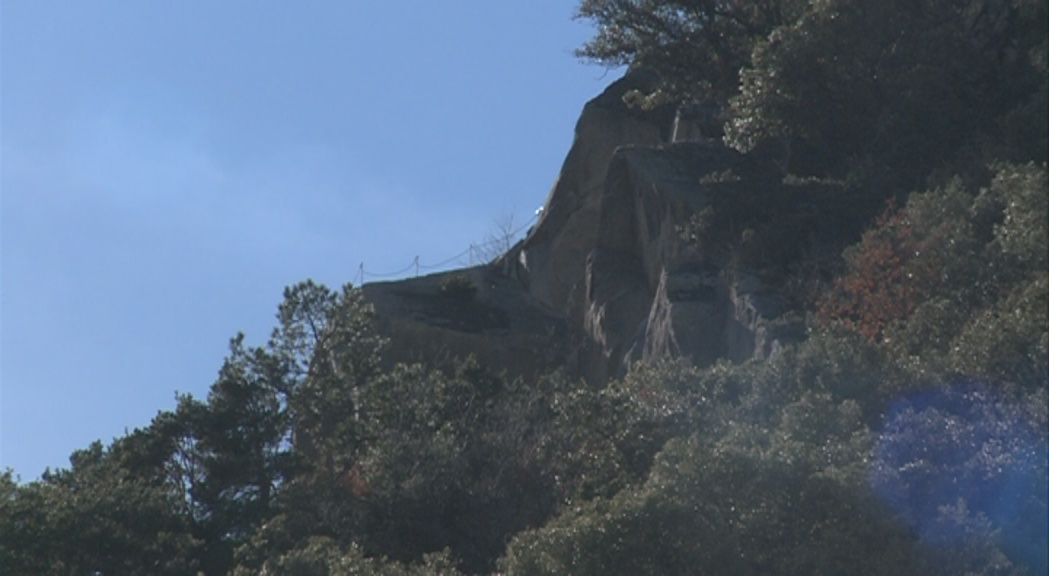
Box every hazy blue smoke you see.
[870,382,1047,571]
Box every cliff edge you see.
[364,70,807,384]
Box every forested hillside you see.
[2,1,1046,574]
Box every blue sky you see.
[1,1,622,480]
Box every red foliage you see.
[817,200,943,340]
[343,462,370,497]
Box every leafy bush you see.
[949,272,1049,391]
[816,163,1047,390]
[991,163,1048,271]
[439,274,478,301]
[678,170,859,276]
[346,359,561,573]
[247,537,462,576]
[727,0,1042,190]
[502,433,929,576]
[574,0,807,103]
[816,182,977,341]
[0,443,202,576]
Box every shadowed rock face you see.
[569,141,801,384]
[362,266,567,381]
[364,70,805,385]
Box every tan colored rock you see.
[512,69,669,315]
[574,141,768,383]
[641,268,724,366]
[366,74,808,386]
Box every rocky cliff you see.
[363,70,806,385]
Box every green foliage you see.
[817,182,979,341]
[950,272,1049,390]
[579,0,1045,189]
[770,328,907,421]
[726,0,1045,189]
[9,263,1046,574]
[503,340,1042,574]
[817,163,1048,394]
[350,359,559,573]
[230,354,565,574]
[991,0,1049,164]
[186,335,297,571]
[991,162,1049,271]
[502,433,927,576]
[575,0,809,102]
[281,282,387,535]
[678,169,863,276]
[936,163,1048,391]
[534,362,694,501]
[0,444,201,575]
[242,537,463,576]
[731,0,953,179]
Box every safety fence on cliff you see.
[353,211,539,286]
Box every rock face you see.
[365,70,804,385]
[563,142,802,384]
[511,69,670,315]
[362,265,567,380]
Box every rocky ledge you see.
[364,70,807,385]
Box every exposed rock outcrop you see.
[365,70,806,385]
[361,266,567,380]
[569,141,803,383]
[510,69,671,314]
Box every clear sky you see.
[1,1,622,481]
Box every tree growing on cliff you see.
[726,0,1047,187]
[574,0,808,102]
[578,0,1047,190]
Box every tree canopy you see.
[2,2,1046,574]
[578,0,1047,189]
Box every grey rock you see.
[509,69,669,315]
[366,72,807,386]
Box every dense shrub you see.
[502,433,929,576]
[816,183,977,341]
[242,537,462,576]
[991,163,1049,271]
[949,272,1049,390]
[439,274,478,301]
